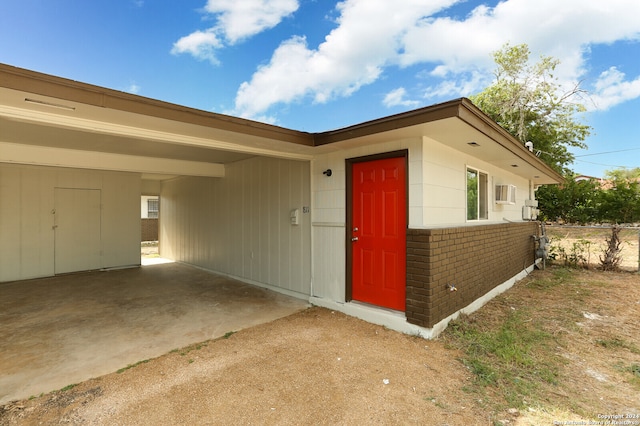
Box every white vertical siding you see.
[102,173,141,268]
[0,165,54,280]
[312,224,345,301]
[160,156,311,297]
[0,163,141,282]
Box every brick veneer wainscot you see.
[406,222,538,328]
[141,218,159,242]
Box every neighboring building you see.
[574,174,602,183]
[574,174,640,190]
[0,64,562,337]
[141,196,159,241]
[141,196,159,219]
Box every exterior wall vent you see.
[495,184,516,205]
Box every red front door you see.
[351,156,406,311]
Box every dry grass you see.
[443,266,640,424]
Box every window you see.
[495,184,516,204]
[147,198,159,218]
[466,167,488,220]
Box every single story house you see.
[0,63,562,338]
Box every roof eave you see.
[0,64,565,184]
[456,98,564,185]
[312,98,464,146]
[311,97,563,185]
[0,63,315,147]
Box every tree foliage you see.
[536,178,600,224]
[604,167,640,181]
[536,173,640,224]
[470,44,639,223]
[598,178,640,224]
[470,44,591,175]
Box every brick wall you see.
[406,222,538,328]
[141,218,158,242]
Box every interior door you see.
[54,188,102,274]
[351,156,406,311]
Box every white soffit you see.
[312,116,558,185]
[0,87,315,163]
[0,141,225,178]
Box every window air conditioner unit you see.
[495,184,516,205]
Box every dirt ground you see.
[1,267,639,426]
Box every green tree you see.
[536,177,600,223]
[470,44,591,175]
[598,178,640,224]
[537,175,640,224]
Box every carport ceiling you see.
[0,117,253,164]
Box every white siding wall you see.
[0,163,141,282]
[421,137,531,226]
[101,173,141,268]
[310,136,532,301]
[160,156,311,297]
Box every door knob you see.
[351,237,359,242]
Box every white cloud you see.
[400,0,640,81]
[234,0,457,118]
[383,88,420,108]
[423,71,488,100]
[171,30,223,64]
[233,0,640,119]
[127,83,141,94]
[589,67,640,111]
[172,0,298,63]
[205,0,299,43]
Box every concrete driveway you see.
[0,263,309,404]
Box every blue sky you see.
[2,0,639,177]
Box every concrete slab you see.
[0,263,309,404]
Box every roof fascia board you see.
[312,99,462,146]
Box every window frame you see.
[466,166,489,221]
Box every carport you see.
[0,64,315,283]
[0,262,309,404]
[0,64,316,404]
